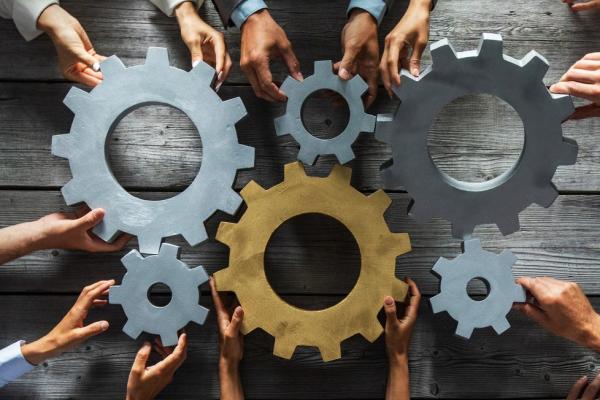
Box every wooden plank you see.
[0,82,599,191]
[0,294,596,399]
[1,190,599,296]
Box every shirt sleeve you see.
[0,0,58,41]
[230,0,267,28]
[347,0,387,25]
[149,0,204,17]
[0,341,35,388]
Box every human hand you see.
[240,9,302,102]
[21,280,114,365]
[550,53,600,119]
[174,1,232,90]
[336,9,379,108]
[567,375,600,400]
[379,0,431,97]
[31,207,131,253]
[384,278,421,364]
[562,0,600,11]
[126,333,188,400]
[36,4,105,87]
[515,277,600,350]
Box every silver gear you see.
[51,47,255,254]
[109,243,209,346]
[376,33,578,239]
[274,60,376,164]
[430,238,526,339]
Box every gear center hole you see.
[108,103,203,200]
[301,90,350,139]
[467,277,490,301]
[147,282,173,307]
[264,213,361,310]
[427,93,524,186]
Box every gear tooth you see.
[280,75,301,95]
[392,278,409,301]
[51,134,74,158]
[235,144,255,169]
[181,224,208,247]
[318,343,342,362]
[190,305,210,325]
[121,249,144,269]
[60,179,84,205]
[283,161,307,181]
[477,33,504,60]
[99,55,126,78]
[222,97,247,125]
[430,38,457,65]
[368,190,391,212]
[535,183,559,208]
[431,257,451,276]
[361,113,377,133]
[560,137,578,165]
[335,147,355,164]
[216,222,236,245]
[273,336,298,360]
[462,238,482,254]
[122,320,143,340]
[219,189,243,214]
[63,87,90,114]
[521,50,549,78]
[160,331,179,347]
[240,180,266,202]
[408,200,433,224]
[430,294,447,314]
[212,268,234,291]
[491,317,511,335]
[348,74,368,97]
[361,321,384,343]
[498,249,518,266]
[144,47,170,68]
[92,221,120,243]
[313,60,334,76]
[190,59,216,87]
[328,163,353,184]
[189,265,209,286]
[551,93,575,122]
[108,285,125,304]
[274,114,294,136]
[391,71,417,100]
[137,234,163,255]
[496,216,520,236]
[297,146,318,165]
[158,243,181,259]
[513,283,526,303]
[455,321,474,339]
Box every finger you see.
[212,35,227,76]
[582,373,600,400]
[156,333,188,372]
[583,52,600,61]
[227,306,244,337]
[255,60,286,102]
[72,320,110,342]
[550,81,599,102]
[409,40,426,77]
[153,338,170,359]
[573,59,600,71]
[280,42,303,81]
[210,277,231,330]
[572,1,599,11]
[218,53,233,88]
[74,208,106,230]
[567,376,589,400]
[78,279,115,310]
[75,47,101,72]
[87,232,132,253]
[561,68,599,84]
[516,277,551,302]
[338,46,360,80]
[383,296,398,324]
[404,278,421,321]
[387,40,405,87]
[244,66,276,101]
[379,49,393,98]
[92,299,108,308]
[132,342,152,375]
[189,39,204,67]
[512,302,549,326]
[70,69,102,88]
[74,205,92,218]
[571,103,600,119]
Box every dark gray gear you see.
[376,33,578,239]
[52,47,254,254]
[109,243,209,346]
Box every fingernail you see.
[295,72,304,81]
[412,68,419,77]
[100,321,109,330]
[339,68,351,80]
[384,296,394,306]
[217,71,224,82]
[549,84,556,91]
[216,81,223,92]
[234,307,243,316]
[192,60,200,68]
[92,62,100,72]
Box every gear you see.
[430,238,525,339]
[274,60,376,165]
[51,47,255,254]
[109,243,209,346]
[213,162,411,362]
[376,33,578,239]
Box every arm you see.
[0,0,57,41]
[550,53,600,119]
[561,0,600,11]
[384,279,421,400]
[0,208,130,266]
[211,277,244,400]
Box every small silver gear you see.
[430,238,526,339]
[274,60,376,164]
[109,243,209,346]
[376,33,578,239]
[52,47,255,254]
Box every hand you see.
[37,4,105,87]
[21,280,114,365]
[174,1,232,90]
[550,53,600,119]
[336,9,379,108]
[126,333,188,400]
[210,277,244,400]
[567,375,600,400]
[32,207,131,252]
[380,0,431,97]
[515,277,600,350]
[562,0,600,11]
[240,9,302,102]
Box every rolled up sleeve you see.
[0,0,58,41]
[150,0,205,17]
[0,341,35,387]
[347,0,387,25]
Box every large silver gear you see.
[109,243,209,346]
[376,33,578,239]
[51,47,255,254]
[274,60,376,164]
[430,238,526,339]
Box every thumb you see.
[75,48,100,71]
[338,46,359,80]
[383,296,397,324]
[571,1,598,11]
[228,306,244,336]
[76,208,105,230]
[73,320,109,341]
[409,41,426,77]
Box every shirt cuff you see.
[150,0,204,17]
[347,0,387,25]
[11,0,57,41]
[0,341,35,388]
[230,0,268,28]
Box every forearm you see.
[386,355,410,400]
[219,360,244,400]
[0,220,44,265]
[408,0,433,10]
[582,313,600,352]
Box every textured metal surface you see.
[213,162,411,361]
[376,33,578,239]
[274,60,376,165]
[51,47,255,254]
[430,238,526,339]
[109,243,209,346]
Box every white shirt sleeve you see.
[149,0,204,17]
[0,341,35,387]
[0,0,58,41]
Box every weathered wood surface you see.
[1,294,598,399]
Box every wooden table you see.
[1,0,600,398]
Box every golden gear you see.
[213,162,411,362]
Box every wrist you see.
[410,0,433,9]
[21,336,57,365]
[388,352,409,368]
[36,4,64,36]
[583,313,600,351]
[174,1,197,21]
[348,8,377,25]
[242,8,270,29]
[219,358,240,374]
